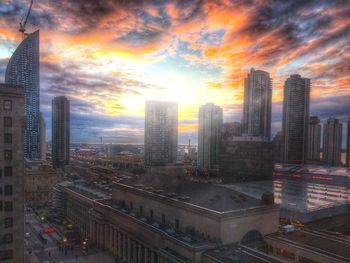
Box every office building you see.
[5,30,40,160]
[0,84,25,263]
[242,68,272,139]
[198,103,223,169]
[144,101,178,166]
[282,74,310,164]
[347,119,350,168]
[40,112,46,160]
[272,131,282,163]
[219,136,273,182]
[222,121,242,140]
[24,160,64,208]
[52,96,70,169]
[323,117,342,166]
[307,116,321,161]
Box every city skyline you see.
[0,0,349,144]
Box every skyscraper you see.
[5,30,40,160]
[144,101,178,166]
[323,117,342,166]
[282,74,310,164]
[0,84,25,262]
[307,116,321,161]
[242,68,272,140]
[222,122,242,140]
[347,119,350,168]
[40,112,46,160]
[52,96,70,169]
[198,103,223,169]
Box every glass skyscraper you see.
[5,30,41,159]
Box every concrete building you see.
[346,119,350,168]
[219,136,273,182]
[53,174,280,263]
[198,103,223,169]
[282,74,310,164]
[242,68,272,140]
[266,229,350,263]
[24,160,64,208]
[307,116,321,162]
[222,122,242,140]
[144,101,178,166]
[272,131,282,163]
[52,96,70,169]
[0,84,25,262]
[5,30,41,160]
[323,117,342,166]
[40,112,46,160]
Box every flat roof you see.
[275,164,350,177]
[204,244,285,263]
[266,230,350,261]
[223,179,348,213]
[117,174,266,213]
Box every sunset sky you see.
[0,0,349,144]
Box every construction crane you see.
[19,0,34,38]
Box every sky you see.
[0,0,349,144]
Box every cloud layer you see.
[0,0,349,144]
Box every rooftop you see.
[116,174,268,213]
[204,244,285,263]
[266,230,350,262]
[275,163,350,177]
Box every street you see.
[24,212,115,263]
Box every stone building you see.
[25,160,64,208]
[0,84,25,262]
[55,174,280,263]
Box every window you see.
[139,205,143,215]
[4,202,12,212]
[4,167,12,177]
[4,133,12,144]
[130,202,133,210]
[175,219,179,229]
[4,185,12,196]
[1,234,13,245]
[0,249,13,260]
[162,214,165,225]
[0,187,2,195]
[3,100,12,111]
[4,150,12,161]
[0,168,1,178]
[0,202,2,211]
[4,117,12,127]
[150,209,154,218]
[4,218,13,228]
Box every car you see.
[25,232,31,238]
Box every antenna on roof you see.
[19,0,34,39]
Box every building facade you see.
[5,30,40,160]
[197,103,223,169]
[52,96,70,169]
[54,175,279,263]
[222,122,242,140]
[307,116,321,162]
[24,160,64,208]
[40,112,46,160]
[323,117,342,166]
[242,68,272,140]
[347,119,350,168]
[219,136,273,182]
[144,101,178,166]
[282,74,310,164]
[0,84,25,263]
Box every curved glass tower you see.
[5,30,41,159]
